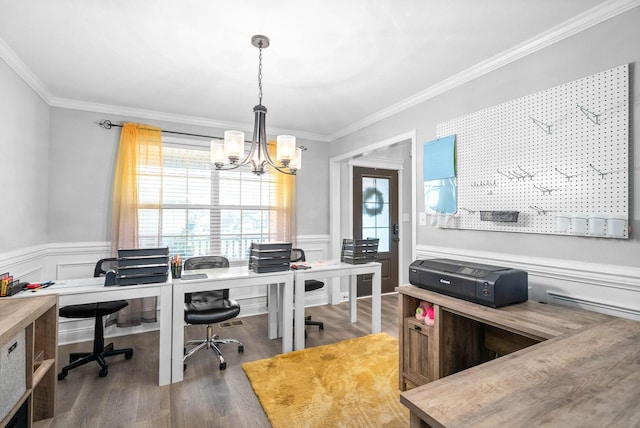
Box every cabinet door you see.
[403,318,432,386]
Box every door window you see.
[361,176,390,252]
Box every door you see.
[353,166,399,295]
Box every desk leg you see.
[349,274,358,323]
[158,286,172,386]
[172,286,186,383]
[280,279,293,353]
[371,266,381,333]
[267,283,279,339]
[294,276,306,350]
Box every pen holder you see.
[171,263,182,279]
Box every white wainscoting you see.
[415,244,640,320]
[0,236,332,344]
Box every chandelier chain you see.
[258,46,263,105]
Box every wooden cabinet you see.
[398,292,436,390]
[0,295,58,427]
[397,285,612,392]
[402,318,433,388]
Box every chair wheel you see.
[125,350,133,360]
[183,363,187,371]
[319,325,324,331]
[238,345,244,353]
[99,367,108,377]
[58,370,68,380]
[219,362,227,370]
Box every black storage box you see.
[248,242,292,273]
[341,238,379,264]
[114,247,170,285]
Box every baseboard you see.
[546,291,640,319]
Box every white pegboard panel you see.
[435,64,629,238]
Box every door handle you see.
[393,223,400,242]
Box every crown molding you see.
[2,0,637,143]
[329,0,640,141]
[0,38,52,104]
[50,97,330,142]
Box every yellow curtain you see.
[110,123,163,327]
[269,141,296,244]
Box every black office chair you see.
[57,258,133,380]
[183,256,243,371]
[290,248,325,335]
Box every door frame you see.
[328,130,417,304]
[351,163,400,295]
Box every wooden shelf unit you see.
[397,285,612,391]
[0,294,58,427]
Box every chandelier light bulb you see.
[211,141,226,165]
[276,135,296,163]
[224,130,245,162]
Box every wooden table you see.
[397,285,640,427]
[400,317,640,427]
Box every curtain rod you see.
[98,119,307,150]
[98,119,223,141]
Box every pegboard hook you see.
[577,104,601,125]
[533,184,554,194]
[554,167,575,181]
[529,116,552,134]
[529,206,548,215]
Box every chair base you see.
[58,342,133,379]
[183,324,243,371]
[305,315,324,331]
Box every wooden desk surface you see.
[397,285,612,340]
[400,316,640,427]
[0,294,58,342]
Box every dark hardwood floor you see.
[47,294,400,428]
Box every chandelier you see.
[211,35,302,175]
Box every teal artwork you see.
[423,135,456,181]
[424,177,457,215]
[423,135,457,215]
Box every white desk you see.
[292,261,381,350]
[14,277,173,386]
[172,267,293,383]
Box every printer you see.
[409,258,528,308]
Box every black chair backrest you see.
[184,256,230,300]
[184,256,229,270]
[94,258,118,277]
[290,248,306,263]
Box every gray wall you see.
[330,8,639,268]
[0,58,49,252]
[46,108,330,244]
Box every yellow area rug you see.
[242,333,408,428]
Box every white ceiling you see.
[0,0,632,141]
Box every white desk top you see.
[174,265,293,283]
[15,276,172,299]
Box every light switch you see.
[419,212,427,226]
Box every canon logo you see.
[439,278,451,285]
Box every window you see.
[137,140,277,263]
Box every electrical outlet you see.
[341,292,349,302]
